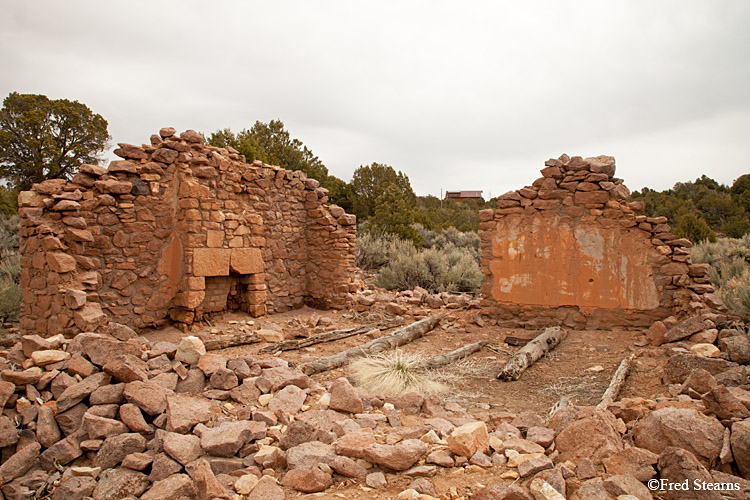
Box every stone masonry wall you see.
[480,154,720,329]
[18,128,357,337]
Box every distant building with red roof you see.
[444,190,483,203]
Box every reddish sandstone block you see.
[574,190,610,205]
[193,249,230,277]
[46,252,76,273]
[178,181,210,198]
[94,179,132,194]
[231,248,263,274]
[206,230,223,248]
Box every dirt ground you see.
[142,306,674,499]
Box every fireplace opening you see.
[200,272,266,318]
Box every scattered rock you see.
[281,467,333,493]
[245,475,285,500]
[91,467,150,500]
[554,407,623,465]
[731,419,750,477]
[446,421,490,458]
[366,471,387,488]
[702,385,750,419]
[602,474,653,500]
[328,377,364,413]
[363,439,427,471]
[140,473,197,500]
[657,447,721,500]
[286,441,336,470]
[175,336,206,365]
[633,407,724,465]
[602,446,658,481]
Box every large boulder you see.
[553,407,623,465]
[633,408,724,466]
[731,419,750,478]
[657,447,722,500]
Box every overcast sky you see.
[2,1,749,198]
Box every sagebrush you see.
[690,236,750,318]
[357,226,483,293]
[0,216,21,324]
[374,244,483,293]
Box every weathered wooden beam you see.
[259,323,391,354]
[597,354,634,409]
[299,315,443,375]
[497,326,565,381]
[419,340,488,369]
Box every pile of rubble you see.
[349,285,480,316]
[0,316,748,500]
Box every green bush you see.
[690,236,750,318]
[673,212,716,243]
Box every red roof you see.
[445,190,483,198]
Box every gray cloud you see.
[1,0,748,198]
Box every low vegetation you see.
[0,215,21,329]
[690,235,750,319]
[631,173,750,242]
[349,351,447,397]
[356,225,483,294]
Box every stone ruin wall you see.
[480,154,721,329]
[17,128,357,337]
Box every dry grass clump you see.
[349,350,448,397]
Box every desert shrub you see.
[349,351,447,397]
[360,225,483,293]
[417,224,480,262]
[0,215,19,253]
[0,215,21,323]
[690,235,750,269]
[356,230,417,270]
[375,251,434,291]
[691,236,750,318]
[673,212,716,243]
[374,243,483,293]
[0,249,21,323]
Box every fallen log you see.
[419,340,488,369]
[299,314,443,375]
[258,322,398,354]
[596,354,634,409]
[497,326,565,381]
[201,331,260,351]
